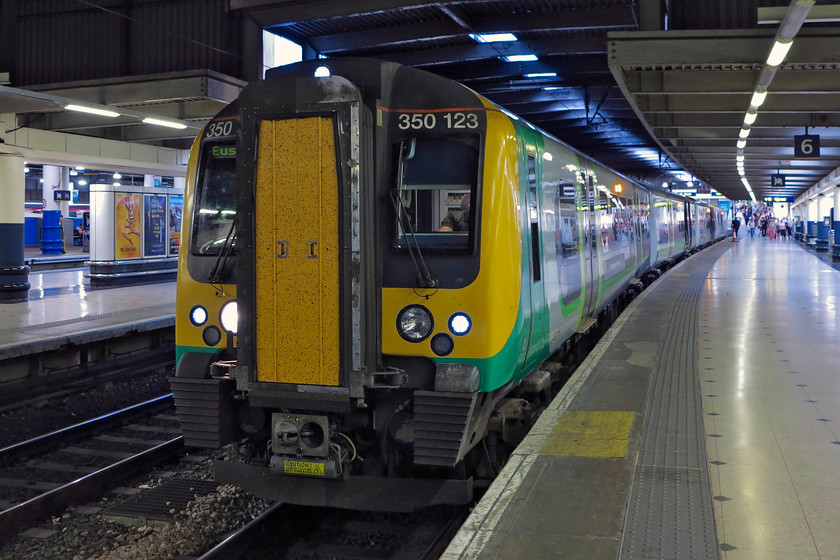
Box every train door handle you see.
[307,240,319,259]
[276,240,288,259]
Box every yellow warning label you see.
[284,460,325,476]
[540,410,634,458]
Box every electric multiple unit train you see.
[170,58,726,511]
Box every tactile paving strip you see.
[619,250,725,560]
[0,304,174,337]
[102,479,218,523]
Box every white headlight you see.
[190,305,208,326]
[219,300,238,334]
[449,313,472,336]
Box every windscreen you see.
[393,135,479,251]
[191,142,237,256]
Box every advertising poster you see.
[169,195,183,255]
[144,194,167,257]
[115,193,142,260]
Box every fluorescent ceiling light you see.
[543,86,563,91]
[739,128,751,138]
[750,90,768,108]
[736,139,747,149]
[142,117,188,129]
[314,66,330,77]
[65,104,119,118]
[743,112,757,125]
[525,72,557,78]
[736,155,745,162]
[766,40,793,67]
[501,54,538,62]
[470,32,517,43]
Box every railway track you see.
[197,502,471,560]
[0,346,174,414]
[0,395,183,541]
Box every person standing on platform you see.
[731,217,741,240]
[748,216,756,238]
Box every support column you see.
[816,194,829,251]
[833,186,840,261]
[0,154,29,302]
[40,165,64,255]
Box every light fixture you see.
[142,117,188,129]
[525,72,557,78]
[750,90,768,108]
[736,139,747,149]
[766,39,793,66]
[739,128,751,138]
[65,104,120,118]
[470,32,517,43]
[113,172,122,179]
[501,54,538,62]
[743,111,757,125]
[736,155,745,162]
[543,86,563,91]
[314,65,330,77]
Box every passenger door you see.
[578,164,599,329]
[523,151,547,370]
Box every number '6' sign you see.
[794,134,820,159]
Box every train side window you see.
[528,154,541,283]
[555,181,579,261]
[393,135,479,251]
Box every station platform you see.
[444,236,840,560]
[0,266,175,360]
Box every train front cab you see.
[179,61,533,510]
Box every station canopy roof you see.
[7,0,840,203]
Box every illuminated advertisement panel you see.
[169,195,183,255]
[115,193,142,259]
[144,194,167,257]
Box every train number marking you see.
[205,120,234,138]
[397,112,479,130]
[443,112,479,129]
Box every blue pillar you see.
[833,187,840,261]
[40,210,64,255]
[0,154,29,302]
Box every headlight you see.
[219,300,238,334]
[189,305,208,326]
[397,305,433,342]
[448,312,472,336]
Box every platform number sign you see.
[794,134,820,159]
[771,174,785,187]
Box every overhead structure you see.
[608,1,840,201]
[6,0,840,202]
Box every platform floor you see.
[0,266,174,356]
[445,235,840,560]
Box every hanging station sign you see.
[794,134,820,159]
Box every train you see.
[170,58,727,511]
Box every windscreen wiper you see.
[208,218,237,285]
[390,192,437,288]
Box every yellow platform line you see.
[540,410,635,458]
